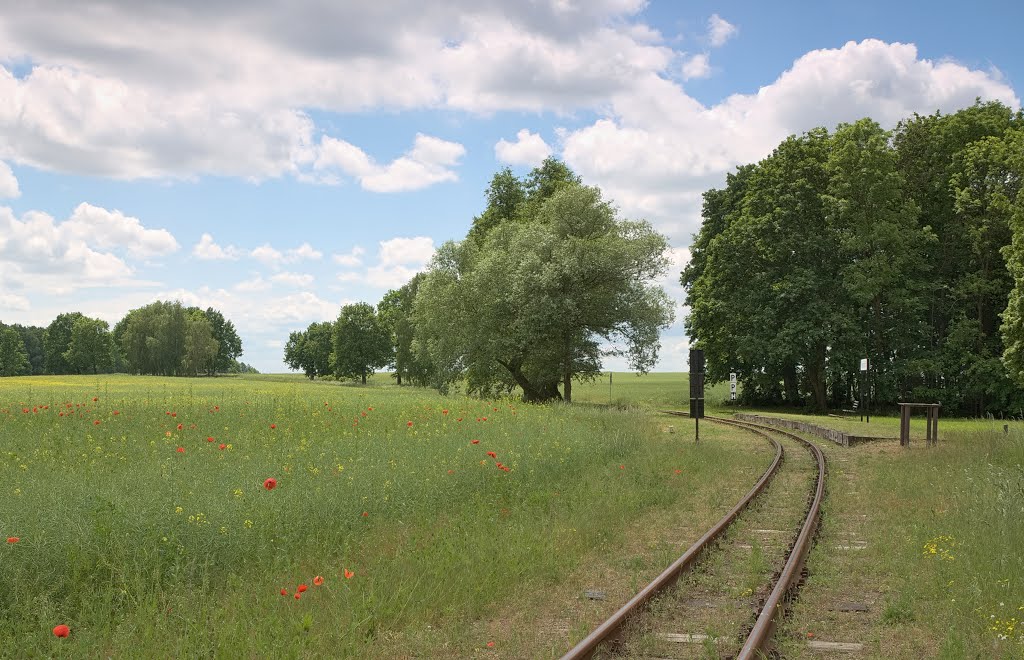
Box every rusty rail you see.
[560,417,784,660]
[560,413,826,660]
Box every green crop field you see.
[0,373,767,657]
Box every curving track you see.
[561,413,827,660]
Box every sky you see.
[0,1,1021,374]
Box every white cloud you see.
[286,243,322,262]
[562,39,1020,243]
[0,161,19,198]
[707,14,737,47]
[315,133,466,192]
[234,276,271,292]
[332,246,365,267]
[0,204,168,294]
[681,53,711,80]
[62,203,179,258]
[250,244,284,266]
[495,129,552,166]
[378,236,436,266]
[270,271,314,288]
[0,292,30,311]
[193,233,241,260]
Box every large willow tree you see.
[415,169,674,403]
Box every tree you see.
[332,303,392,384]
[43,312,85,374]
[182,311,219,376]
[11,324,45,374]
[416,182,674,402]
[284,321,333,379]
[63,316,114,375]
[0,325,30,376]
[202,308,243,375]
[377,274,428,386]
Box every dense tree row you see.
[285,159,675,402]
[683,101,1024,415]
[0,302,250,377]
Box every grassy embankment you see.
[0,373,767,657]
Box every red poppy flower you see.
[171,412,177,417]
[367,407,373,411]
[361,412,366,417]
[456,418,463,422]
[93,420,101,425]
[53,624,70,638]
[21,408,28,414]
[6,537,19,544]
[486,451,497,458]
[406,421,413,427]
[294,593,301,600]
[361,511,368,517]
[487,641,495,648]
[471,439,480,445]
[442,409,449,415]
[313,575,324,586]
[92,397,98,402]
[447,469,454,475]
[264,478,277,490]
[270,423,277,429]
[297,584,308,593]
[344,568,354,579]
[113,410,120,415]
[207,437,214,443]
[619,464,625,470]
[176,423,183,431]
[280,588,288,596]
[214,406,220,411]
[482,417,488,421]
[219,443,226,450]
[674,469,682,475]
[176,447,185,454]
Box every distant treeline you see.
[683,101,1024,416]
[286,158,674,403]
[0,301,256,377]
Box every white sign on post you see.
[729,372,737,400]
[860,358,868,372]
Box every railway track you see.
[561,414,827,659]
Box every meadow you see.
[0,373,766,657]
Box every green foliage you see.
[284,321,333,379]
[332,303,392,384]
[686,102,1024,415]
[117,301,243,377]
[0,325,30,376]
[202,308,243,375]
[43,312,85,374]
[63,316,114,375]
[10,325,45,375]
[417,178,674,402]
[377,275,433,386]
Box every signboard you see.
[729,372,737,401]
[689,348,704,420]
[860,358,868,372]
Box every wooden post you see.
[899,404,910,447]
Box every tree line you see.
[285,158,675,402]
[0,301,254,377]
[683,101,1024,415]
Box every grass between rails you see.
[0,374,760,657]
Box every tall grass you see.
[0,375,764,656]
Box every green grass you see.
[571,371,732,410]
[0,374,765,657]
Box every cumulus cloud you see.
[193,233,242,260]
[63,203,178,258]
[562,39,1020,243]
[332,246,365,267]
[0,292,30,311]
[681,53,711,80]
[250,244,283,266]
[495,129,552,166]
[0,204,168,294]
[0,161,19,198]
[707,14,737,47]
[315,133,466,192]
[336,236,436,291]
[270,271,315,288]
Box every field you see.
[2,373,1022,658]
[0,373,766,657]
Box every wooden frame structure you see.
[898,403,940,447]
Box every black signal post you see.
[690,349,705,443]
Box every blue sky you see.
[0,1,1020,374]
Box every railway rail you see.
[561,413,827,659]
